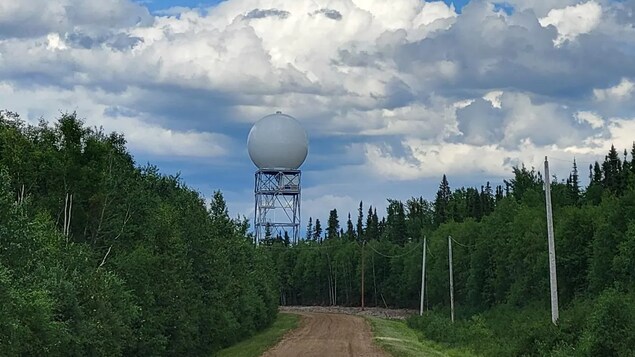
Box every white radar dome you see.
[247,112,308,170]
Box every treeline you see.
[0,111,278,356]
[267,144,635,355]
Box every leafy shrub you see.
[579,289,635,357]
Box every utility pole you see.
[544,157,559,325]
[420,237,427,316]
[448,235,455,323]
[361,241,365,311]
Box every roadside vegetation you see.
[2,108,634,356]
[215,313,299,357]
[267,140,635,356]
[0,111,278,356]
[368,317,476,357]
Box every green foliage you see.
[368,316,477,357]
[275,142,635,356]
[215,313,299,357]
[3,108,635,356]
[0,111,278,356]
[579,289,635,356]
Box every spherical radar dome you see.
[247,112,308,170]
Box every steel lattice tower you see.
[254,169,301,244]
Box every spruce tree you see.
[365,206,379,240]
[495,185,504,203]
[482,181,494,215]
[356,201,364,241]
[434,174,451,226]
[313,219,322,242]
[602,145,622,193]
[593,162,603,183]
[346,213,355,241]
[326,209,340,239]
[569,159,580,204]
[386,200,407,244]
[305,217,313,240]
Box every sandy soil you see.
[261,312,389,357]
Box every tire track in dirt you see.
[261,312,388,357]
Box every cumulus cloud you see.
[0,82,231,158]
[1,0,635,218]
[539,1,603,46]
[575,111,605,129]
[594,78,635,101]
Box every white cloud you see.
[46,33,67,50]
[594,78,635,101]
[0,82,231,158]
[2,0,635,220]
[483,91,503,108]
[362,135,614,182]
[575,111,605,129]
[539,1,602,46]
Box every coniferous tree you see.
[495,185,504,203]
[481,181,494,216]
[567,159,581,205]
[434,174,451,226]
[587,162,605,204]
[602,144,622,194]
[365,206,379,240]
[264,223,273,244]
[378,215,386,237]
[313,218,323,242]
[346,213,355,241]
[373,208,380,236]
[356,201,364,241]
[621,149,631,190]
[326,209,340,239]
[593,162,603,183]
[385,199,407,244]
[306,217,313,240]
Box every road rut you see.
[262,312,388,357]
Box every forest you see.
[1,109,634,356]
[264,140,635,355]
[0,111,278,356]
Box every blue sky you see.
[1,0,634,226]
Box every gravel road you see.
[261,312,389,357]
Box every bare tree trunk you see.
[334,269,337,306]
[97,246,112,269]
[96,206,131,271]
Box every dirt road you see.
[262,312,388,357]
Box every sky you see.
[1,0,635,226]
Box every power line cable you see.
[367,241,422,259]
[450,236,478,248]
